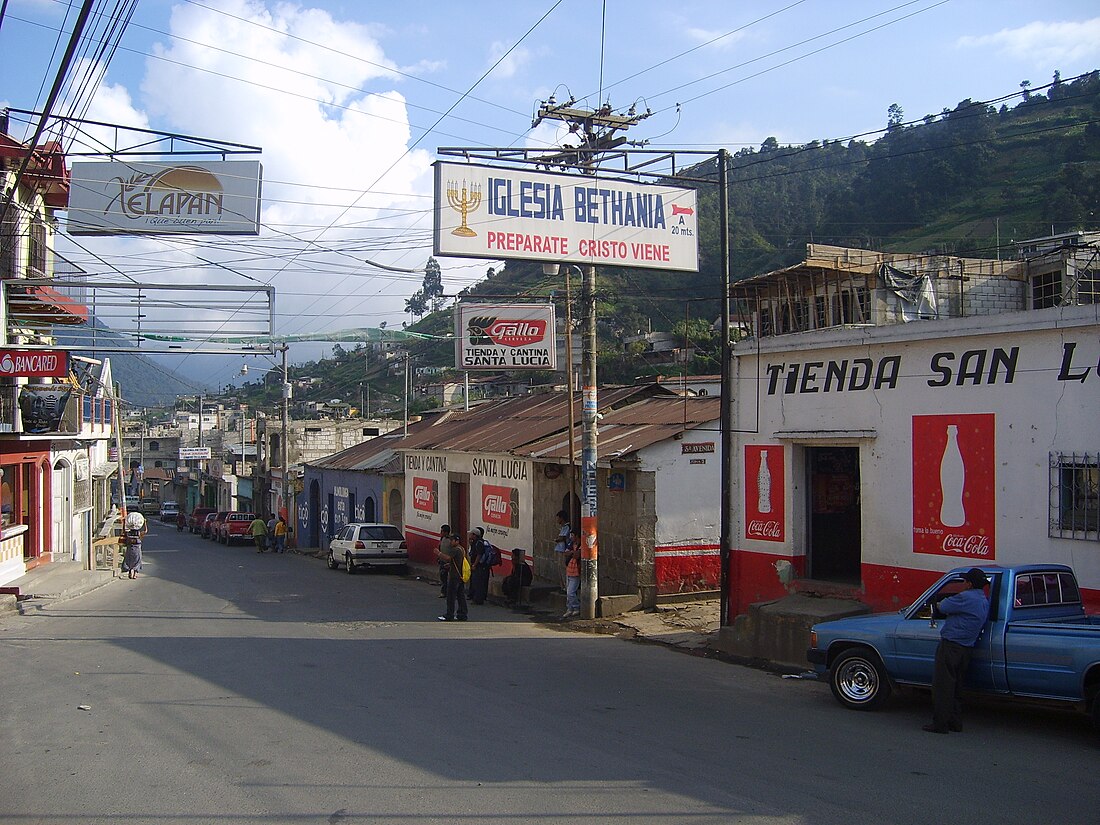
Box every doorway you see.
[449,479,469,540]
[806,446,862,584]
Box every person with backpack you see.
[467,527,494,605]
[436,531,468,622]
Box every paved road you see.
[1,521,1096,824]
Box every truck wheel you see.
[829,648,892,711]
[1091,692,1100,738]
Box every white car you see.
[327,523,408,574]
[160,501,181,522]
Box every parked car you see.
[203,511,229,540]
[807,564,1100,735]
[218,512,257,545]
[327,522,408,574]
[120,495,141,512]
[140,497,161,516]
[159,501,180,522]
[189,507,217,534]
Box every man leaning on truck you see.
[924,567,991,734]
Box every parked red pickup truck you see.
[218,512,257,545]
[188,507,217,534]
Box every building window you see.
[759,307,773,337]
[28,220,47,276]
[1049,452,1099,540]
[814,295,827,329]
[1076,268,1098,305]
[149,440,159,452]
[1032,271,1062,309]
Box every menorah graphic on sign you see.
[446,179,481,237]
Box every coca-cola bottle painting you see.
[757,450,772,514]
[939,424,966,527]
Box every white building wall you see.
[731,304,1100,609]
[641,426,721,548]
[402,450,534,563]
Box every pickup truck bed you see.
[808,564,1100,736]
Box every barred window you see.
[1049,452,1099,540]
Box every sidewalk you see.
[0,562,117,616]
[403,559,722,654]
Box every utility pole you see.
[280,344,291,524]
[531,97,650,620]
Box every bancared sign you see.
[455,303,557,370]
[69,161,262,235]
[434,161,698,272]
[178,447,212,460]
[0,349,68,378]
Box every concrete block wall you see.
[530,465,658,606]
[960,273,1027,316]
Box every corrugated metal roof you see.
[396,385,665,454]
[520,396,720,462]
[304,386,709,469]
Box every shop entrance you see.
[806,446,862,584]
[449,479,469,541]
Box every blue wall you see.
[297,466,384,550]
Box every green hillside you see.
[243,70,1100,404]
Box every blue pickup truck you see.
[807,564,1100,733]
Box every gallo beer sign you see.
[456,303,556,371]
[0,349,68,378]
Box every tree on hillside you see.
[887,103,904,129]
[424,257,444,312]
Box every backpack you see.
[484,539,502,567]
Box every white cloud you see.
[683,27,748,50]
[70,0,442,357]
[957,18,1100,66]
[487,41,531,80]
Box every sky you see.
[2,0,1099,388]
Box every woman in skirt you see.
[121,510,147,579]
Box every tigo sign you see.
[0,349,68,378]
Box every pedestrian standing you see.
[250,514,268,553]
[467,527,491,605]
[553,509,571,591]
[562,529,581,619]
[121,511,147,579]
[266,516,276,551]
[923,567,991,734]
[437,524,453,599]
[273,516,288,553]
[436,531,468,621]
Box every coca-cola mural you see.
[412,476,438,513]
[482,483,520,529]
[745,445,785,542]
[912,413,996,559]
